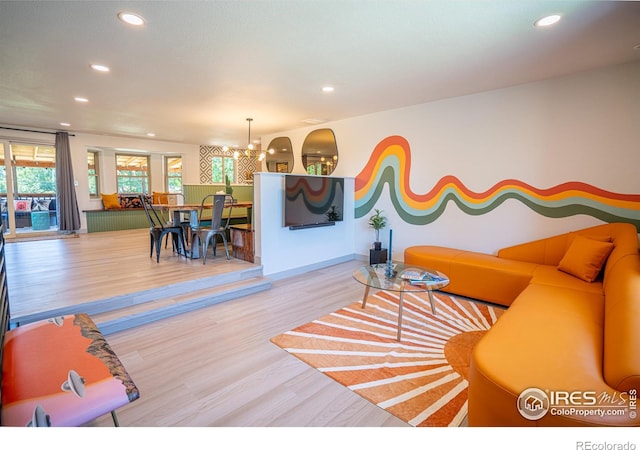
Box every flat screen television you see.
[284,175,344,230]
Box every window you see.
[88,151,100,198]
[211,156,235,184]
[306,163,327,175]
[10,144,56,194]
[165,156,182,193]
[116,154,149,194]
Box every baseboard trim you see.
[267,254,358,281]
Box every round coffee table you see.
[353,263,450,341]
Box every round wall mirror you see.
[301,128,338,175]
[265,137,294,173]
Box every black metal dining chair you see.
[140,194,188,263]
[158,192,191,248]
[190,194,233,264]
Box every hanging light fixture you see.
[246,118,254,151]
[244,117,267,161]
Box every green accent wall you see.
[183,184,254,222]
[84,185,254,233]
[85,210,149,233]
[183,184,253,203]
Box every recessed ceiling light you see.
[535,14,562,28]
[60,122,71,127]
[322,86,334,93]
[90,64,110,72]
[302,118,327,125]
[74,97,89,103]
[117,11,145,26]
[147,132,155,137]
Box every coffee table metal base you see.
[360,285,438,341]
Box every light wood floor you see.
[92,259,407,427]
[4,230,407,427]
[5,229,258,319]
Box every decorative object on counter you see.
[325,205,340,222]
[368,208,387,250]
[368,208,387,264]
[369,248,387,264]
[385,228,396,278]
[225,175,233,197]
[401,270,448,285]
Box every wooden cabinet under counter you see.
[230,224,254,263]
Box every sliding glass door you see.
[0,141,58,237]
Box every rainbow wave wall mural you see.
[355,135,640,230]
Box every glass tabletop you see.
[353,263,449,293]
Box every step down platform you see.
[10,266,271,335]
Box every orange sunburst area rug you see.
[270,290,505,427]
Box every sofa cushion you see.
[31,199,51,211]
[601,223,640,284]
[530,264,603,295]
[404,245,536,307]
[557,235,614,282]
[119,195,146,209]
[14,199,31,212]
[498,233,571,266]
[497,228,612,266]
[603,254,640,393]
[101,193,121,209]
[152,191,172,204]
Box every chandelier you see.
[231,118,265,161]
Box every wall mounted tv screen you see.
[284,175,344,230]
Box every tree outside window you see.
[211,156,235,184]
[116,154,149,194]
[15,166,56,193]
[9,144,56,194]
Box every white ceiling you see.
[0,1,639,148]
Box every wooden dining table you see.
[152,201,252,259]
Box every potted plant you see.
[225,175,234,197]
[368,208,387,251]
[326,205,340,222]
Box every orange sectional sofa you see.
[404,223,640,426]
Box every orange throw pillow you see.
[152,191,168,204]
[101,193,121,210]
[557,235,615,282]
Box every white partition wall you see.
[254,172,356,278]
